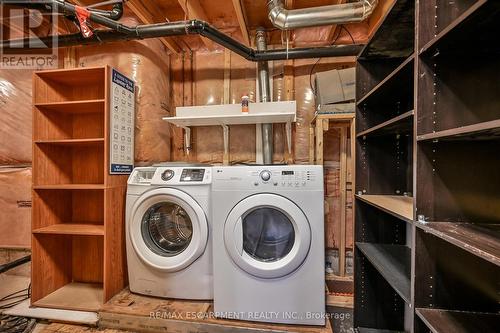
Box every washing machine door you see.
[129,188,208,272]
[224,193,311,279]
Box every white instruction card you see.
[110,68,135,174]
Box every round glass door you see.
[224,194,311,279]
[130,188,208,272]
[141,202,193,257]
[242,208,295,262]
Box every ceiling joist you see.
[177,0,214,50]
[125,0,182,54]
[231,0,250,46]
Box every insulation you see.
[76,20,171,165]
[0,167,31,249]
[0,70,33,165]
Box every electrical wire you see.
[309,25,344,97]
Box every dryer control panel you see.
[212,165,323,190]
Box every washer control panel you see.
[248,168,318,188]
[130,166,212,185]
[180,168,205,182]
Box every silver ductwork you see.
[267,0,378,30]
[256,28,273,165]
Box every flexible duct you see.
[267,0,378,29]
[255,28,273,165]
[0,1,363,60]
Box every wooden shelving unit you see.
[32,66,128,312]
[355,0,500,332]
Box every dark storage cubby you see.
[357,57,414,133]
[418,1,500,55]
[414,229,500,313]
[417,55,500,138]
[417,139,500,223]
[358,0,414,60]
[356,133,413,196]
[354,248,407,332]
[355,199,410,244]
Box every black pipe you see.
[0,255,31,275]
[86,2,123,21]
[0,0,363,61]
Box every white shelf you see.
[163,101,296,127]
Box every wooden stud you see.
[126,0,181,54]
[177,0,214,50]
[223,48,231,104]
[231,0,250,46]
[339,126,348,277]
[315,117,324,165]
[309,126,315,165]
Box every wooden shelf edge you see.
[33,184,106,190]
[417,119,500,141]
[357,55,414,105]
[416,308,500,333]
[356,242,411,304]
[419,0,488,55]
[416,222,500,266]
[35,138,105,146]
[357,110,414,137]
[34,99,106,106]
[355,194,414,222]
[33,223,104,236]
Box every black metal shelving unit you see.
[354,0,500,332]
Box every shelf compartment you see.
[34,100,105,114]
[416,222,500,266]
[415,308,500,333]
[33,143,104,186]
[32,189,104,231]
[415,228,500,313]
[417,139,500,223]
[354,246,407,330]
[359,0,414,59]
[34,103,104,141]
[419,1,499,55]
[357,55,414,106]
[32,282,103,312]
[356,134,413,196]
[417,53,499,137]
[33,67,106,103]
[356,243,411,303]
[355,195,413,223]
[33,224,104,236]
[417,119,500,141]
[358,111,414,138]
[31,234,104,311]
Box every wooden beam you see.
[231,0,250,46]
[177,0,214,50]
[327,0,346,43]
[126,0,181,54]
[339,126,348,277]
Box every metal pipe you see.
[0,0,363,61]
[256,28,273,165]
[267,0,378,30]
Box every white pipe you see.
[267,0,378,30]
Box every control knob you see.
[260,170,271,182]
[161,169,175,181]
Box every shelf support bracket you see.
[182,126,191,156]
[286,121,292,156]
[221,124,230,165]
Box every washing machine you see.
[126,164,212,299]
[212,165,325,325]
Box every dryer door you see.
[129,188,208,272]
[224,193,311,279]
